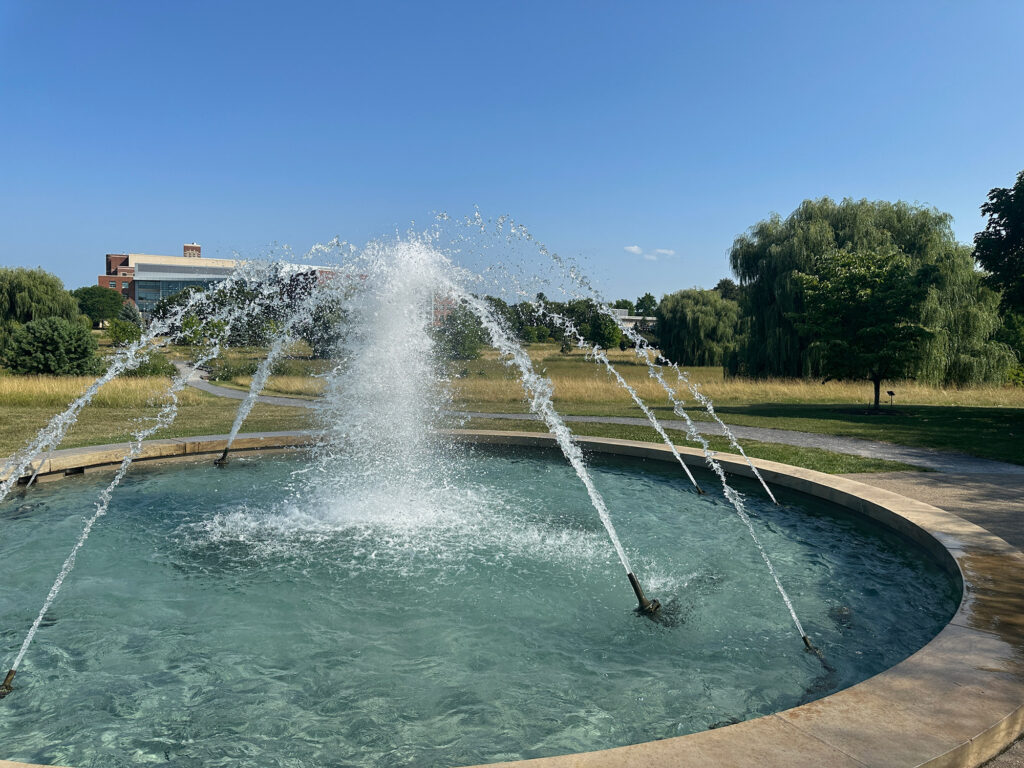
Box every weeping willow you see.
[656,289,739,366]
[918,246,1016,386]
[728,198,1013,384]
[0,267,85,352]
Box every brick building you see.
[98,244,238,318]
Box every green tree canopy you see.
[974,169,1024,314]
[611,298,635,314]
[656,289,739,367]
[1,316,100,375]
[793,247,932,408]
[119,300,143,326]
[635,293,657,316]
[106,318,143,347]
[918,245,1016,386]
[434,303,485,360]
[72,285,124,326]
[713,278,741,302]
[0,267,81,330]
[729,197,966,378]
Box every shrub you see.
[106,318,143,347]
[1,317,101,375]
[121,351,176,377]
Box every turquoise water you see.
[0,446,958,767]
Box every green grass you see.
[451,418,920,475]
[449,347,1024,466]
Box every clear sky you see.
[1,1,1022,302]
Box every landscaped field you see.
[0,375,314,457]
[7,330,1023,473]
[443,345,1024,465]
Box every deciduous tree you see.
[793,247,932,408]
[974,169,1024,313]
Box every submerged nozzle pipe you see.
[213,448,230,466]
[0,669,14,699]
[627,572,661,616]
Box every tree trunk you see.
[872,377,881,410]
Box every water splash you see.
[455,290,635,576]
[0,262,278,506]
[535,302,704,494]
[7,296,250,673]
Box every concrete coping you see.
[3,429,1024,768]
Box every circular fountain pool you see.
[0,444,958,768]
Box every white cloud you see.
[624,245,643,255]
[643,253,658,261]
[654,248,675,256]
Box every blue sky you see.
[1,1,1022,302]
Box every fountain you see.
[0,226,999,767]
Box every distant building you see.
[99,244,238,318]
[608,307,656,331]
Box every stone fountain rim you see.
[2,428,1023,768]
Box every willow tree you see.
[0,267,85,356]
[729,198,968,378]
[918,245,1016,385]
[656,289,739,366]
[0,267,82,329]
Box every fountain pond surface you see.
[0,444,958,768]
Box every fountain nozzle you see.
[627,572,661,617]
[0,669,15,699]
[213,448,230,467]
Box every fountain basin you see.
[2,431,1023,768]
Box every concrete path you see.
[838,467,1024,768]
[177,363,1024,476]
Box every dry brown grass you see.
[0,375,207,409]
[448,345,1024,410]
[230,375,327,397]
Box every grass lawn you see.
[447,346,1024,465]
[450,417,919,475]
[0,376,313,456]
[4,335,1021,473]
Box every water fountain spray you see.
[455,289,660,617]
[534,302,705,495]
[1,270,276,698]
[0,263,275,506]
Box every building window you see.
[109,281,116,288]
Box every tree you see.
[1,317,101,375]
[434,303,485,360]
[72,285,124,327]
[119,300,143,326]
[792,247,932,408]
[730,197,967,378]
[656,289,739,366]
[106,318,143,347]
[0,267,82,332]
[974,169,1024,314]
[612,298,635,314]
[635,293,657,317]
[917,245,1015,385]
[713,278,741,302]
[562,299,622,349]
